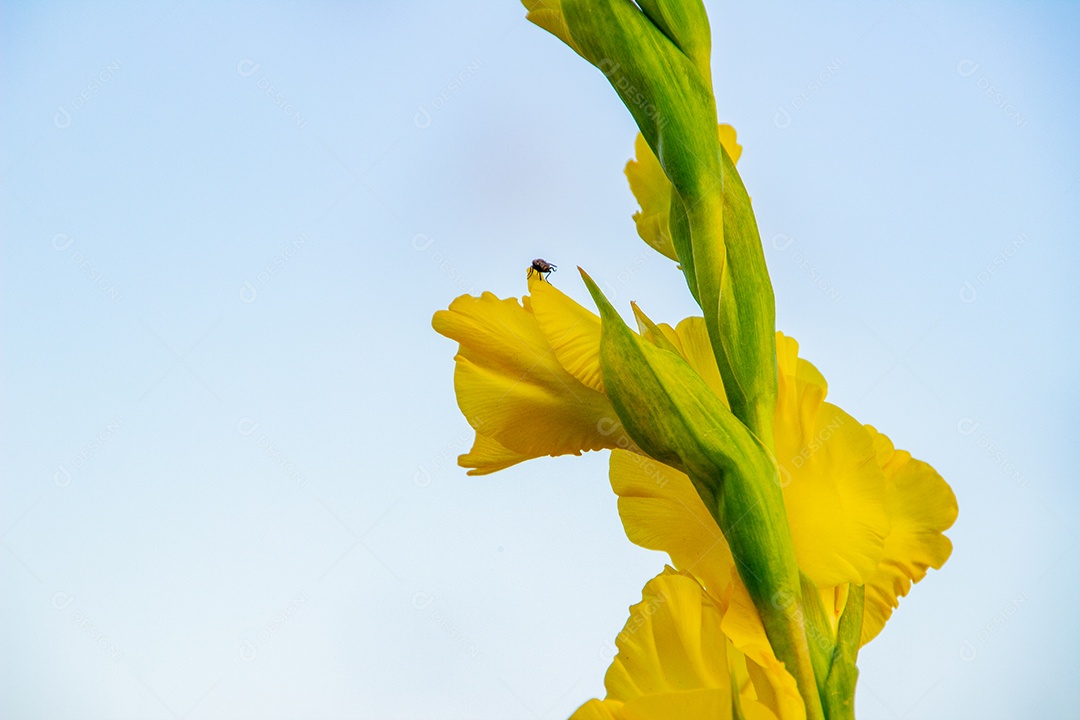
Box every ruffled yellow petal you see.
[527,274,604,393]
[625,125,742,263]
[860,427,958,645]
[610,450,734,600]
[457,433,530,476]
[573,569,784,720]
[603,569,730,700]
[774,333,890,588]
[432,289,616,470]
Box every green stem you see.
[716,486,825,720]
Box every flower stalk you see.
[431,4,959,718]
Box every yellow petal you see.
[609,449,734,600]
[573,569,785,720]
[860,427,958,645]
[522,0,582,56]
[573,692,736,720]
[818,583,850,637]
[727,648,784,720]
[741,701,783,720]
[620,689,733,719]
[433,290,616,468]
[528,274,604,393]
[625,133,678,262]
[570,699,622,720]
[774,333,890,587]
[604,569,732,702]
[718,124,742,164]
[457,433,530,476]
[625,125,743,263]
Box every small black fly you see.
[527,258,557,282]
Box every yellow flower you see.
[435,274,956,718]
[610,325,957,712]
[450,4,960,716]
[625,125,742,263]
[617,116,957,687]
[432,274,624,475]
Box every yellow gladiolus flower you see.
[625,125,743,264]
[435,268,956,717]
[432,274,629,475]
[609,324,957,705]
[432,3,962,717]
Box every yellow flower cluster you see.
[432,2,957,717]
[436,270,956,718]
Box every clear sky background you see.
[2,1,1077,718]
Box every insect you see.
[527,258,557,282]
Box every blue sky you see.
[2,1,1078,718]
